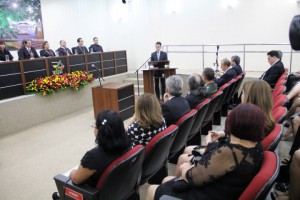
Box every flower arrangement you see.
[26,71,94,96]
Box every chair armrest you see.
[160,195,183,200]
[54,174,99,200]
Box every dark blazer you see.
[233,64,243,76]
[89,44,103,53]
[72,46,89,54]
[161,96,191,127]
[151,51,168,77]
[261,60,285,88]
[40,49,56,57]
[185,93,207,109]
[57,47,73,56]
[0,49,14,61]
[215,67,237,88]
[18,46,39,60]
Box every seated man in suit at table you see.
[18,39,39,60]
[151,41,168,100]
[260,50,285,89]
[89,37,103,53]
[161,75,191,126]
[0,40,14,61]
[73,38,89,54]
[214,58,237,88]
[57,40,73,56]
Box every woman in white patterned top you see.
[125,93,166,147]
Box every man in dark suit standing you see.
[161,75,190,126]
[57,40,73,56]
[89,37,103,53]
[231,55,243,75]
[73,38,89,54]
[151,41,168,100]
[260,50,285,89]
[214,58,237,87]
[18,39,39,60]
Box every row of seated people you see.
[0,37,104,61]
[52,71,281,199]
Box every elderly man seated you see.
[161,75,191,126]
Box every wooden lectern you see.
[142,68,177,94]
[92,82,134,120]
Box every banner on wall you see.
[0,0,44,50]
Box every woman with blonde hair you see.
[242,79,275,136]
[126,93,166,147]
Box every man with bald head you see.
[57,40,73,56]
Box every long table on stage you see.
[142,67,177,94]
[0,50,128,100]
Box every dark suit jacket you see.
[185,93,207,109]
[261,60,285,88]
[214,67,237,88]
[89,44,103,53]
[0,49,14,61]
[72,46,89,54]
[161,96,191,127]
[57,47,73,56]
[18,46,39,60]
[151,51,168,77]
[40,49,56,57]
[233,64,243,76]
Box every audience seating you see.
[168,109,198,159]
[140,125,178,185]
[213,84,230,125]
[187,99,211,145]
[272,85,286,99]
[272,106,287,124]
[272,94,288,109]
[239,151,280,200]
[221,78,238,116]
[201,91,223,135]
[53,145,145,200]
[262,124,283,151]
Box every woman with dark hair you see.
[40,41,56,57]
[185,73,208,109]
[0,40,14,61]
[69,110,131,187]
[147,103,264,200]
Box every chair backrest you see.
[169,109,197,157]
[215,84,230,112]
[272,85,286,99]
[226,78,239,103]
[262,124,283,151]
[272,94,288,109]
[202,91,223,126]
[71,47,76,54]
[96,145,145,200]
[239,151,280,200]
[141,125,178,184]
[188,99,211,140]
[272,106,287,124]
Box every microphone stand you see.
[91,64,105,87]
[215,45,220,72]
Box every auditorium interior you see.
[0,0,300,200]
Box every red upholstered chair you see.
[169,109,198,159]
[54,145,145,200]
[187,98,211,145]
[201,91,223,135]
[239,151,280,200]
[272,106,287,124]
[272,94,288,109]
[140,125,178,185]
[272,85,286,99]
[262,124,283,151]
[212,84,229,125]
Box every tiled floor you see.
[0,107,291,200]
